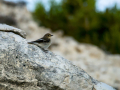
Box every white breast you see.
[33,42,51,50]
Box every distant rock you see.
[0,15,17,26]
[2,0,26,7]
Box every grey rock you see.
[0,24,115,90]
[0,24,26,38]
[0,15,17,26]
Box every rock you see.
[2,0,26,7]
[0,24,116,90]
[0,24,26,38]
[94,82,116,90]
[0,15,17,26]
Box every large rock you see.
[0,24,116,90]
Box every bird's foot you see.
[44,50,48,53]
[41,48,48,53]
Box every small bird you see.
[28,33,53,51]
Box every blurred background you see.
[0,0,120,89]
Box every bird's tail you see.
[28,41,34,44]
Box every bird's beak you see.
[51,35,53,36]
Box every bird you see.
[28,33,53,52]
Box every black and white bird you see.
[28,33,53,51]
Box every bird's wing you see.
[28,38,49,44]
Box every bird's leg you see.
[41,48,48,53]
[43,49,48,53]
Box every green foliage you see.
[33,0,120,54]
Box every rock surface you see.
[0,24,116,90]
[0,24,95,90]
[0,1,120,90]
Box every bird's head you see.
[43,33,53,38]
